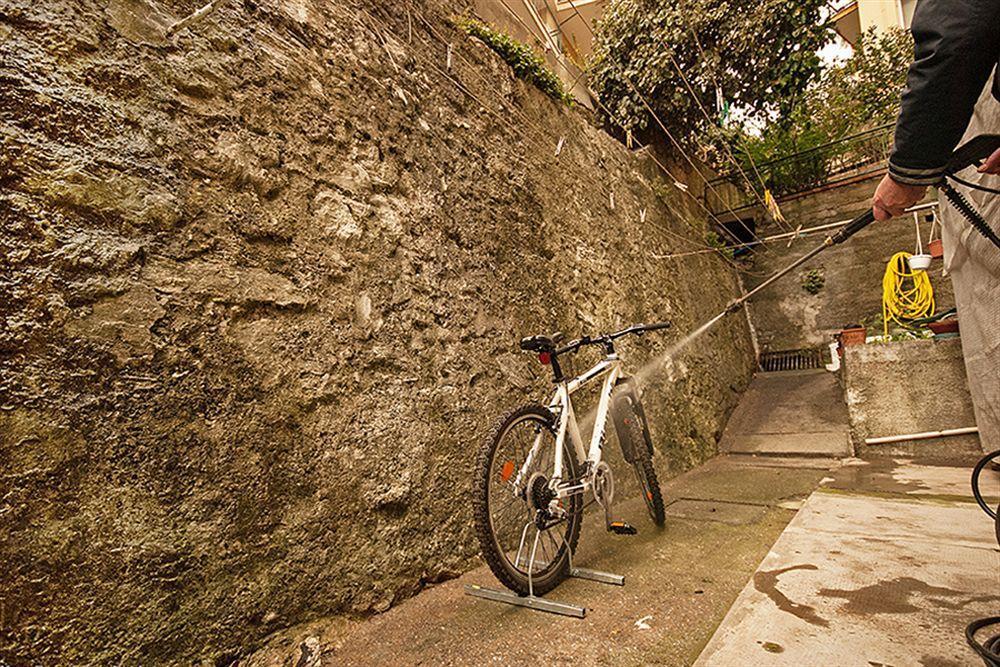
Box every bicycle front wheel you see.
[473,404,583,597]
[619,394,665,527]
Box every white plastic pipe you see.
[865,426,979,445]
[824,341,841,372]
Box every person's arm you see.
[889,0,1000,186]
[873,0,1000,220]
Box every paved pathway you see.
[247,456,834,666]
[247,455,998,667]
[721,369,851,457]
[696,458,1000,667]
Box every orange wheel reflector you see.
[647,491,654,501]
[500,460,515,482]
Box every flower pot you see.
[838,326,867,347]
[928,238,944,258]
[908,253,932,271]
[928,318,959,335]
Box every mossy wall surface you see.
[0,0,754,663]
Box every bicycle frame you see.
[513,351,622,499]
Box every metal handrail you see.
[705,123,896,212]
[746,123,894,174]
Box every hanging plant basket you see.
[928,238,944,258]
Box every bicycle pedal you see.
[607,521,637,535]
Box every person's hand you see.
[977,147,1000,175]
[872,174,927,221]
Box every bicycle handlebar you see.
[551,320,672,356]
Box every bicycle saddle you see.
[519,332,564,352]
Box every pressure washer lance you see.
[672,134,1000,356]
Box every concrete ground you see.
[245,455,834,666]
[245,454,999,667]
[720,369,852,457]
[245,371,999,667]
[696,457,1000,667]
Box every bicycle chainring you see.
[593,461,615,509]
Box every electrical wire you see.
[686,28,780,223]
[362,5,755,271]
[881,252,935,337]
[558,0,769,249]
[949,172,1000,195]
[941,182,1000,250]
[664,51,787,230]
[463,1,762,267]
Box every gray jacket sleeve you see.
[888,0,1000,186]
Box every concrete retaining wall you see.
[842,338,981,458]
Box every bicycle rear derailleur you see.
[527,472,566,530]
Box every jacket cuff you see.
[888,160,945,186]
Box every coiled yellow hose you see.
[881,252,935,337]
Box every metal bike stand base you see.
[570,567,625,586]
[464,568,624,618]
[464,584,586,618]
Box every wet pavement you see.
[696,458,1000,667]
[247,455,999,666]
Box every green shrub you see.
[457,18,573,104]
[589,0,830,142]
[705,230,735,259]
[731,28,914,195]
[801,268,825,294]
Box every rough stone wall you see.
[0,1,754,663]
[842,339,981,457]
[744,178,953,351]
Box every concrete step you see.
[725,432,851,457]
[721,369,851,457]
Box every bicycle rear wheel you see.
[473,404,583,596]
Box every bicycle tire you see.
[473,404,583,596]
[621,398,665,526]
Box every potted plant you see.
[928,318,959,336]
[837,323,867,347]
[928,238,944,258]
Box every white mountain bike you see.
[473,322,670,597]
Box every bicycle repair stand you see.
[463,521,624,618]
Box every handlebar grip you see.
[643,321,672,331]
[830,209,876,245]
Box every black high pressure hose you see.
[966,449,1000,667]
[940,182,1000,251]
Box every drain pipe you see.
[865,426,979,445]
[824,341,841,372]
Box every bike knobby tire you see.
[473,404,583,596]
